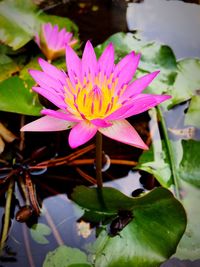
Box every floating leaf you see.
[169,59,200,107]
[178,140,200,188]
[30,223,51,245]
[72,186,186,267]
[43,245,92,267]
[184,95,200,128]
[0,0,38,50]
[174,180,200,260]
[136,109,172,187]
[0,76,42,115]
[0,53,19,82]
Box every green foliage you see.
[30,223,51,244]
[175,180,200,260]
[0,53,19,82]
[0,0,39,50]
[178,140,200,188]
[184,95,200,128]
[169,59,200,107]
[43,245,92,267]
[0,76,42,115]
[72,186,186,267]
[136,109,172,187]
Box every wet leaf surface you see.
[174,180,200,260]
[72,186,186,267]
[43,245,92,267]
[169,59,200,107]
[0,76,42,115]
[178,140,200,188]
[30,223,51,244]
[0,53,19,82]
[184,95,200,128]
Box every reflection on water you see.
[0,171,143,267]
[126,0,200,59]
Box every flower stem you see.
[95,132,103,188]
[0,178,14,252]
[156,106,180,199]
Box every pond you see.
[0,0,200,267]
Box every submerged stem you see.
[0,178,15,252]
[95,132,103,188]
[156,106,180,199]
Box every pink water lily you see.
[21,41,171,149]
[35,22,77,61]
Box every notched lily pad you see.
[178,140,200,188]
[30,223,51,244]
[73,186,186,267]
[0,76,42,115]
[43,245,92,267]
[184,95,200,129]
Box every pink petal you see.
[48,25,59,48]
[41,109,81,122]
[99,119,148,150]
[106,94,171,120]
[29,70,63,93]
[38,58,66,83]
[113,51,135,77]
[115,53,141,92]
[56,28,66,49]
[98,43,114,77]
[68,121,97,148]
[43,23,52,40]
[21,115,75,132]
[91,119,112,127]
[82,41,98,81]
[120,71,160,101]
[66,45,82,85]
[32,86,66,110]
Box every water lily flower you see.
[21,41,171,149]
[35,22,77,61]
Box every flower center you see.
[64,72,124,120]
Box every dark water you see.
[1,0,200,266]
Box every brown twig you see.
[19,115,25,152]
[24,171,40,215]
[32,144,95,168]
[76,167,97,185]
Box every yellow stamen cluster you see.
[64,72,126,120]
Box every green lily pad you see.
[30,223,51,245]
[184,95,200,128]
[72,186,186,267]
[0,76,42,115]
[0,0,39,50]
[136,109,172,187]
[43,245,92,267]
[169,58,200,107]
[0,53,19,82]
[178,140,200,188]
[174,180,200,260]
